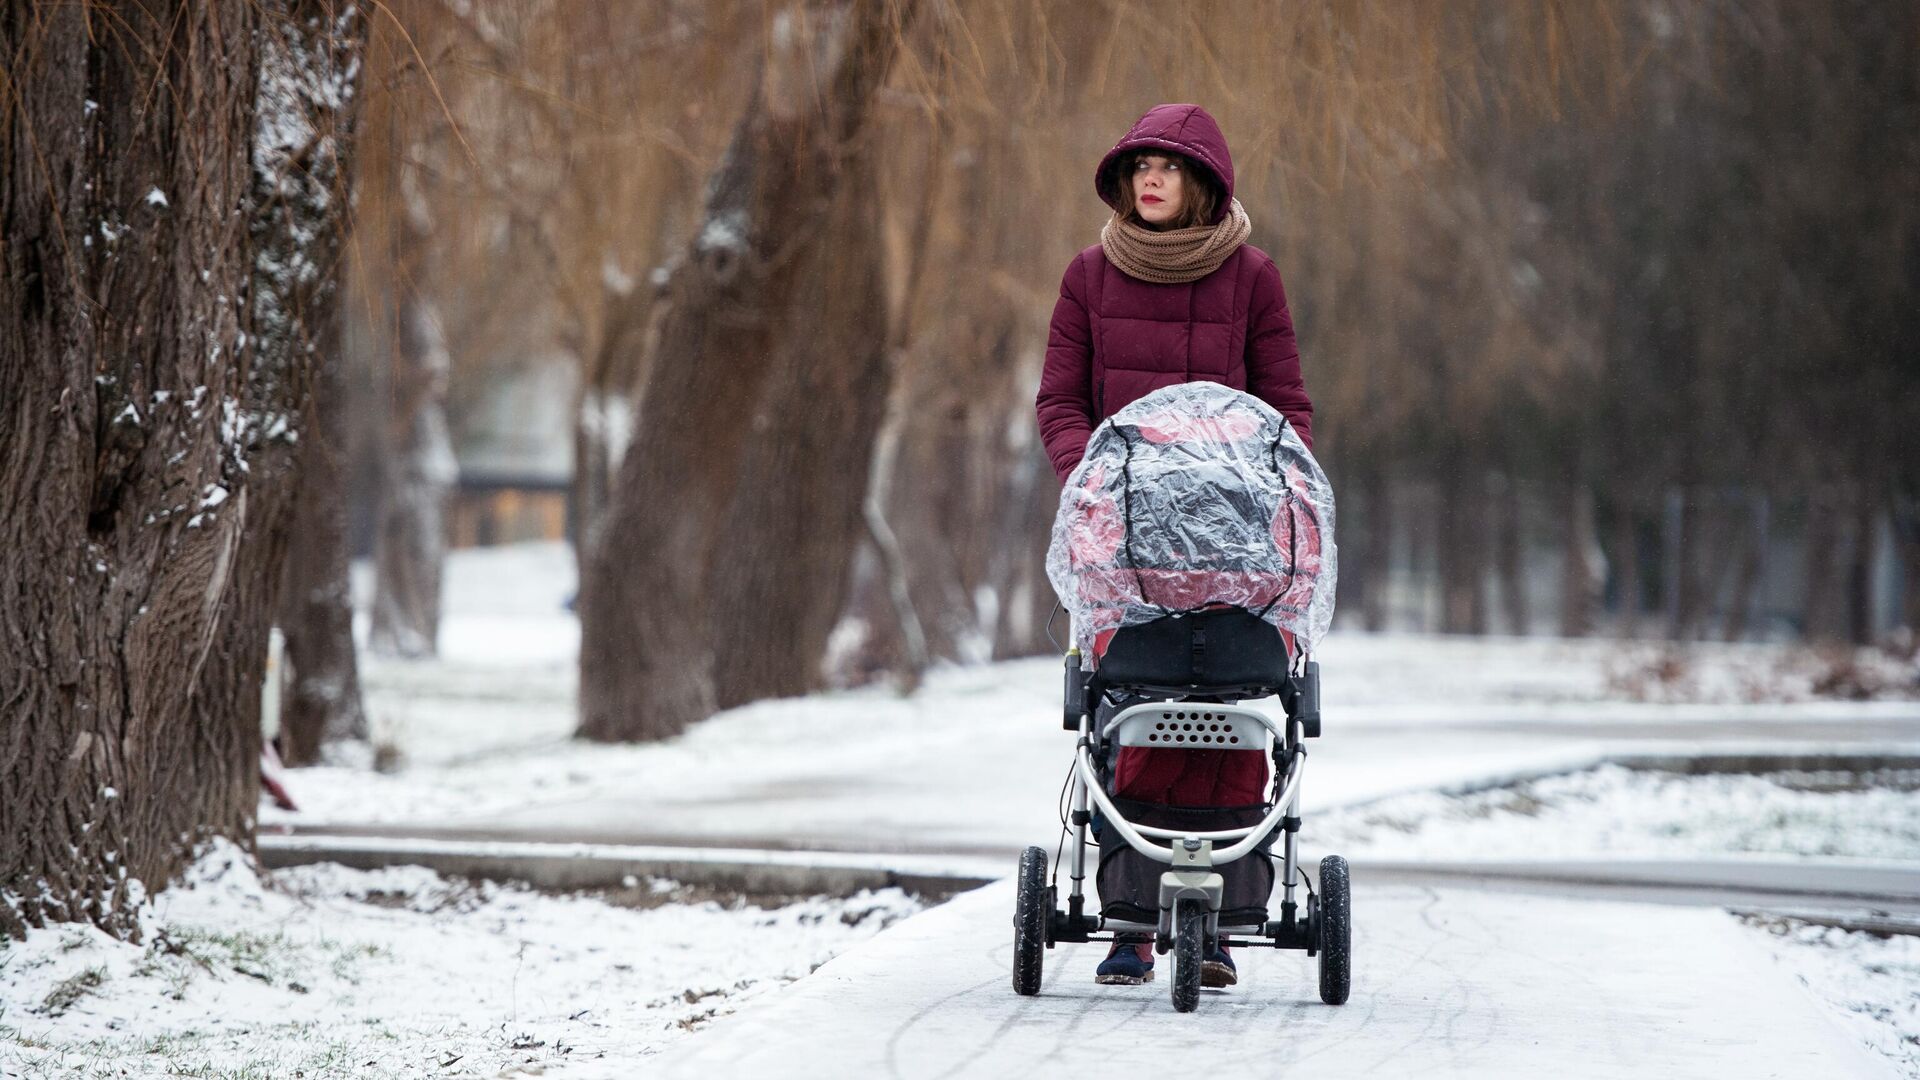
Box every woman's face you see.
[1130,154,1186,227]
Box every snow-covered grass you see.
[1315,763,1920,860]
[1747,916,1920,1078]
[0,841,920,1079]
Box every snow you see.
[27,539,1904,1074]
[1315,762,1920,861]
[695,209,748,255]
[626,879,1902,1079]
[1749,915,1920,1077]
[143,187,168,208]
[0,840,922,1078]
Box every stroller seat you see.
[1092,607,1291,700]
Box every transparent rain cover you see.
[1046,382,1337,657]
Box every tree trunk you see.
[263,2,372,765]
[278,355,370,764]
[1801,487,1848,643]
[990,441,1063,660]
[578,0,921,742]
[1666,486,1712,638]
[1438,467,1488,634]
[1847,490,1879,646]
[1359,463,1394,633]
[368,206,455,658]
[1559,482,1606,637]
[571,269,661,559]
[1903,524,1920,639]
[1611,496,1643,637]
[1,0,358,937]
[1721,492,1770,642]
[1494,473,1530,635]
[1664,486,1713,641]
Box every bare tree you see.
[367,195,456,658]
[579,0,922,741]
[2,0,364,936]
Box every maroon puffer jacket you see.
[1036,103,1313,484]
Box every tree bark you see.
[1664,486,1715,641]
[1720,492,1770,642]
[1847,489,1879,646]
[1559,482,1606,638]
[578,0,920,742]
[1611,495,1643,638]
[278,354,369,764]
[1438,467,1489,634]
[368,203,456,658]
[1,0,329,937]
[1493,473,1530,635]
[1896,494,1920,639]
[259,2,371,766]
[1359,463,1394,633]
[1801,486,1848,643]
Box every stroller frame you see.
[1010,623,1351,1012]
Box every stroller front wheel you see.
[1170,898,1206,1013]
[1012,846,1048,996]
[1317,854,1352,1005]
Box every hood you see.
[1094,104,1236,226]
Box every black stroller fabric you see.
[1096,796,1276,928]
[1096,608,1290,691]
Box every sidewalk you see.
[611,879,1898,1079]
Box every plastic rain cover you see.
[1046,382,1337,657]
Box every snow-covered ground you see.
[1750,916,1920,1078]
[14,542,1917,1078]
[1316,762,1920,861]
[0,841,920,1079]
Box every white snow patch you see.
[695,210,748,255]
[1315,763,1920,861]
[0,840,921,1078]
[1748,917,1920,1078]
[143,187,168,208]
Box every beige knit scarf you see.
[1100,197,1252,284]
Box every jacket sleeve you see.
[1246,257,1314,450]
[1037,255,1098,483]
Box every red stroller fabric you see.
[1101,624,1294,807]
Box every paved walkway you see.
[612,879,1897,1079]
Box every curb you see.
[257,833,1000,899]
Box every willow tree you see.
[578,0,922,741]
[1,0,365,936]
[575,0,1635,738]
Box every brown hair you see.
[1111,150,1222,230]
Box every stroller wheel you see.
[1170,898,1205,1013]
[1012,846,1048,996]
[1317,855,1352,1005]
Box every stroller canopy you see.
[1047,382,1337,657]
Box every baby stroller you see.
[1012,383,1348,1013]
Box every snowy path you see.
[619,880,1898,1080]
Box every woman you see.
[1034,103,1314,989]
